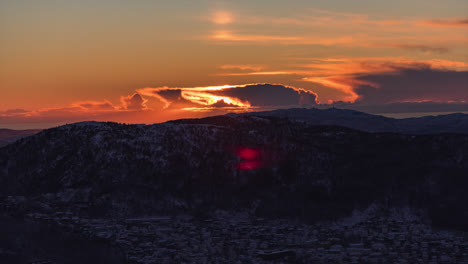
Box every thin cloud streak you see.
[210,30,303,43]
[209,30,358,45]
[207,30,464,50]
[219,65,265,71]
[204,8,467,51]
[216,57,468,103]
[217,71,297,76]
[71,100,117,112]
[386,44,449,53]
[213,8,467,29]
[420,18,468,27]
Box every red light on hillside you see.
[238,160,263,170]
[237,147,260,160]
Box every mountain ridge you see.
[1,114,467,231]
[229,108,468,134]
[0,128,42,148]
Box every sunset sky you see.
[1,0,467,128]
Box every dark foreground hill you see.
[1,114,467,232]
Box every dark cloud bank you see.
[212,84,318,106]
[354,67,468,104]
[147,84,318,108]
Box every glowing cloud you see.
[71,100,116,112]
[211,11,234,25]
[181,90,251,107]
[302,77,359,102]
[211,30,303,43]
[137,85,244,109]
[120,93,148,110]
[210,84,317,107]
[137,84,317,110]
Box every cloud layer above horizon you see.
[1,65,467,129]
[0,84,320,127]
[1,1,467,128]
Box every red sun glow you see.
[237,147,261,160]
[236,147,262,170]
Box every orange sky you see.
[1,0,467,128]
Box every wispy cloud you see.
[420,18,468,27]
[301,58,468,103]
[203,8,467,51]
[386,44,449,53]
[217,71,298,76]
[218,57,468,76]
[0,96,150,125]
[219,64,265,71]
[209,30,359,46]
[215,57,468,103]
[210,30,303,43]
[71,100,117,112]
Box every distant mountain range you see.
[1,112,467,231]
[0,129,42,148]
[1,108,467,149]
[231,108,468,134]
